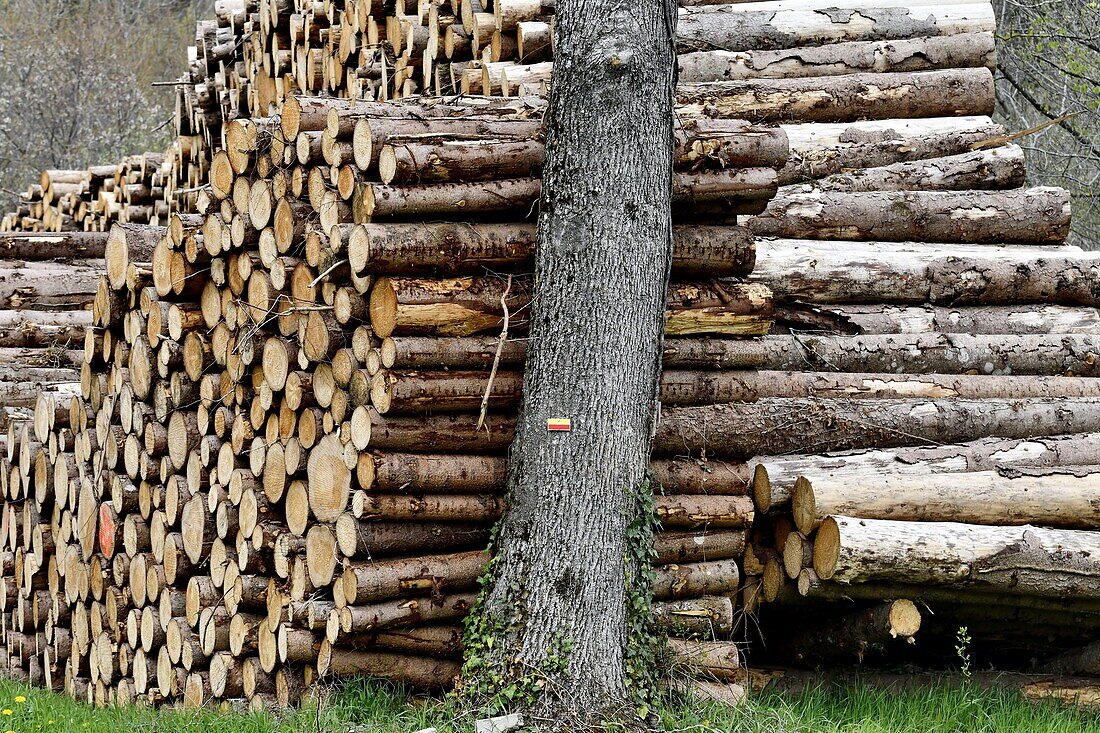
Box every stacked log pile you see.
[1,157,172,234]
[0,0,1097,708]
[0,90,792,707]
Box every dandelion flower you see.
[2,709,13,715]
[14,696,25,703]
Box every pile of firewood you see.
[0,91,790,706]
[1,157,171,235]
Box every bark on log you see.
[356,169,777,221]
[832,304,1100,335]
[368,276,772,338]
[793,466,1100,533]
[0,310,90,348]
[377,126,782,183]
[357,451,750,495]
[780,116,1005,185]
[744,371,1100,400]
[349,221,756,278]
[814,515,1100,599]
[754,433,1100,512]
[678,69,995,123]
[382,331,1100,374]
[756,240,1100,305]
[742,333,1100,376]
[315,645,460,688]
[676,4,995,53]
[653,397,1100,459]
[0,232,110,260]
[0,261,103,308]
[678,32,996,82]
[747,187,1070,244]
[793,145,1025,193]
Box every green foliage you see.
[622,472,665,720]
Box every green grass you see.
[0,676,1096,733]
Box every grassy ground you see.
[0,676,1096,733]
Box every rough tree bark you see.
[459,0,678,725]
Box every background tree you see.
[458,0,678,727]
[993,0,1100,248]
[0,0,206,209]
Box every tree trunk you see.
[464,0,678,720]
[780,116,1005,185]
[747,187,1070,244]
[793,466,1100,533]
[756,240,1098,305]
[678,32,996,82]
[814,516,1100,599]
[678,69,995,123]
[676,4,994,53]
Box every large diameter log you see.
[833,304,1100,335]
[0,232,110,260]
[668,639,742,683]
[654,559,741,599]
[754,433,1100,512]
[814,515,1100,599]
[676,4,995,54]
[653,397,1100,459]
[747,187,1070,244]
[755,241,1099,305]
[780,116,1005,185]
[369,397,1100,457]
[796,145,1025,193]
[765,600,921,666]
[793,466,1100,533]
[677,69,995,123]
[104,224,163,290]
[678,32,996,82]
[349,222,755,277]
